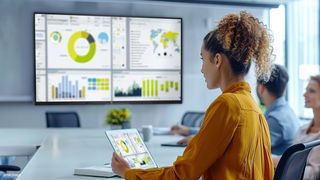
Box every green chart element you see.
[68,31,96,63]
[142,79,179,96]
[142,80,158,97]
[161,81,179,93]
[50,31,62,44]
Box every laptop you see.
[105,129,158,169]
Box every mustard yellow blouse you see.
[125,82,274,180]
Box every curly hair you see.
[203,11,274,82]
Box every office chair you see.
[0,164,20,172]
[45,112,81,128]
[0,157,20,180]
[181,111,205,127]
[0,169,17,180]
[0,144,38,180]
[274,139,320,180]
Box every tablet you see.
[105,129,158,169]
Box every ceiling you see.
[67,0,300,8]
[143,0,300,8]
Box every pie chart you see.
[98,32,109,44]
[50,31,62,44]
[68,31,96,63]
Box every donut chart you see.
[50,31,62,44]
[120,140,129,153]
[68,31,96,63]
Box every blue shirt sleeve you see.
[266,115,283,149]
[188,127,200,135]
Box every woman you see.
[112,11,274,179]
[274,75,320,180]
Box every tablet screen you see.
[105,129,157,169]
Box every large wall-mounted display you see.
[34,13,182,104]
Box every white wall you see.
[0,0,269,128]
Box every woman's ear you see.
[214,53,223,68]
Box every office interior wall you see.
[0,0,269,128]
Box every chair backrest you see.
[45,112,80,128]
[181,111,205,127]
[0,157,21,180]
[0,170,15,180]
[274,139,320,180]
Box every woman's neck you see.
[218,57,245,91]
[220,75,245,92]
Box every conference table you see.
[0,128,184,180]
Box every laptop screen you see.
[105,129,158,169]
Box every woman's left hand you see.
[111,152,130,177]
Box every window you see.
[286,0,319,119]
[270,5,286,66]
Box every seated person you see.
[112,11,274,179]
[256,64,300,155]
[170,126,197,145]
[171,124,200,136]
[273,75,320,180]
[170,113,203,144]
[176,65,301,149]
[170,111,204,136]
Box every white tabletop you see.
[0,128,184,180]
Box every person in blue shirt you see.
[170,125,199,136]
[170,124,200,145]
[173,65,300,150]
[256,64,300,155]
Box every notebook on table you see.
[74,129,157,178]
[74,163,117,178]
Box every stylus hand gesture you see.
[111,152,130,177]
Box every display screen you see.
[105,129,158,169]
[34,13,182,104]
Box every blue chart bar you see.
[69,81,72,98]
[51,76,85,100]
[73,85,75,99]
[63,76,67,98]
[58,83,62,98]
[76,81,79,98]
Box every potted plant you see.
[105,108,131,130]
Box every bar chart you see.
[113,72,181,101]
[47,72,112,102]
[142,80,179,97]
[51,75,86,100]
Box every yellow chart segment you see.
[68,31,96,63]
[119,140,129,153]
